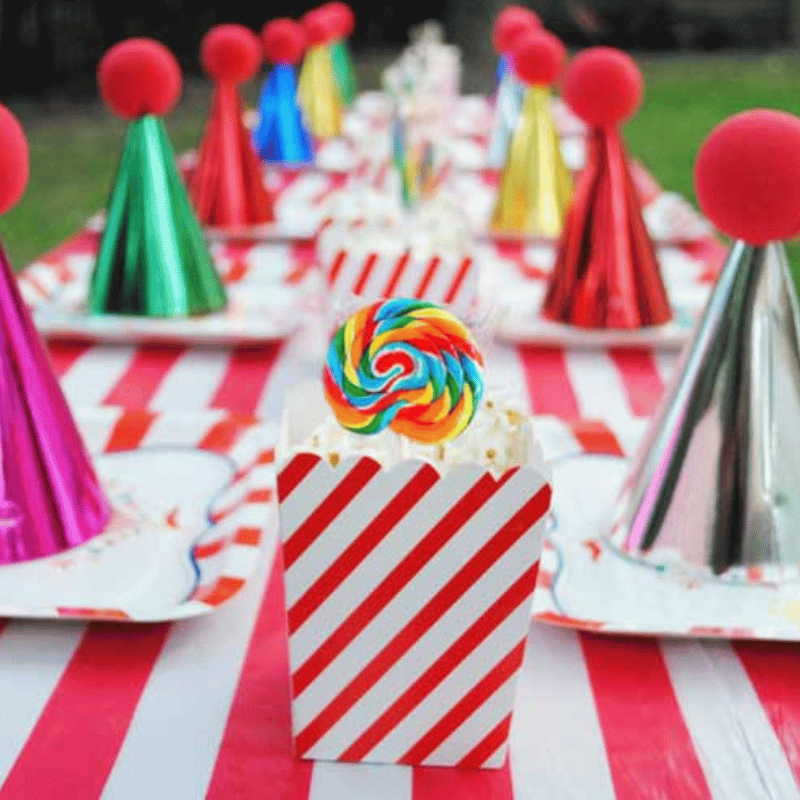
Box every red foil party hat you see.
[189,24,275,228]
[0,106,110,565]
[542,48,671,329]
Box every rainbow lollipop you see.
[323,299,484,444]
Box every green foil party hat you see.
[330,39,357,107]
[92,38,226,317]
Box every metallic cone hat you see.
[189,82,275,227]
[0,242,111,564]
[610,241,800,573]
[89,115,227,317]
[0,104,110,565]
[298,10,343,141]
[487,64,525,169]
[330,39,357,107]
[540,127,671,327]
[491,85,572,237]
[253,64,314,165]
[608,109,800,575]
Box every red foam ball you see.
[262,19,307,65]
[562,47,642,128]
[201,24,261,84]
[98,38,182,119]
[302,8,334,46]
[493,6,541,54]
[695,109,800,245]
[0,105,29,215]
[323,1,356,38]
[511,29,565,86]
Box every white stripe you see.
[150,349,231,411]
[566,351,632,425]
[654,350,680,386]
[509,624,616,800]
[60,345,137,407]
[0,621,86,783]
[361,590,532,765]
[308,760,411,800]
[425,673,517,767]
[141,410,226,450]
[255,328,317,421]
[661,639,800,800]
[287,460,425,604]
[99,548,276,800]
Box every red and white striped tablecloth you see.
[0,319,799,800]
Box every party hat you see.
[487,7,540,168]
[189,24,274,228]
[492,6,541,88]
[253,19,314,165]
[608,109,800,575]
[323,2,358,107]
[491,30,572,238]
[0,105,111,565]
[91,38,226,317]
[297,8,343,140]
[542,48,670,328]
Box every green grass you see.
[1,51,799,269]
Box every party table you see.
[1,176,799,800]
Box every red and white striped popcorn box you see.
[275,383,552,767]
[318,222,478,312]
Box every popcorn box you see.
[318,223,478,312]
[276,383,552,768]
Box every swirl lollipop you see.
[323,299,484,443]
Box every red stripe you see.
[383,250,412,297]
[288,463,440,632]
[443,256,473,305]
[338,561,540,761]
[205,557,313,800]
[291,471,517,697]
[580,634,712,800]
[353,252,380,296]
[103,346,185,409]
[328,250,348,286]
[282,458,382,569]
[570,420,625,457]
[0,623,169,800]
[517,346,580,417]
[210,343,282,415]
[105,410,158,452]
[47,341,91,377]
[734,642,800,783]
[609,348,665,417]
[413,760,514,800]
[277,453,321,501]
[193,538,227,559]
[415,256,442,298]
[456,713,512,768]
[400,642,526,765]
[198,413,258,454]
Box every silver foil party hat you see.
[608,240,800,575]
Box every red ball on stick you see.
[323,1,356,38]
[562,47,642,128]
[493,6,541,54]
[302,8,334,46]
[98,38,182,119]
[511,29,565,86]
[201,24,261,84]
[0,105,29,215]
[695,109,800,246]
[262,18,307,65]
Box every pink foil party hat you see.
[0,106,111,565]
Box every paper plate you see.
[484,243,710,349]
[530,416,800,641]
[0,407,276,622]
[21,232,316,346]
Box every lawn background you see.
[1,51,798,270]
